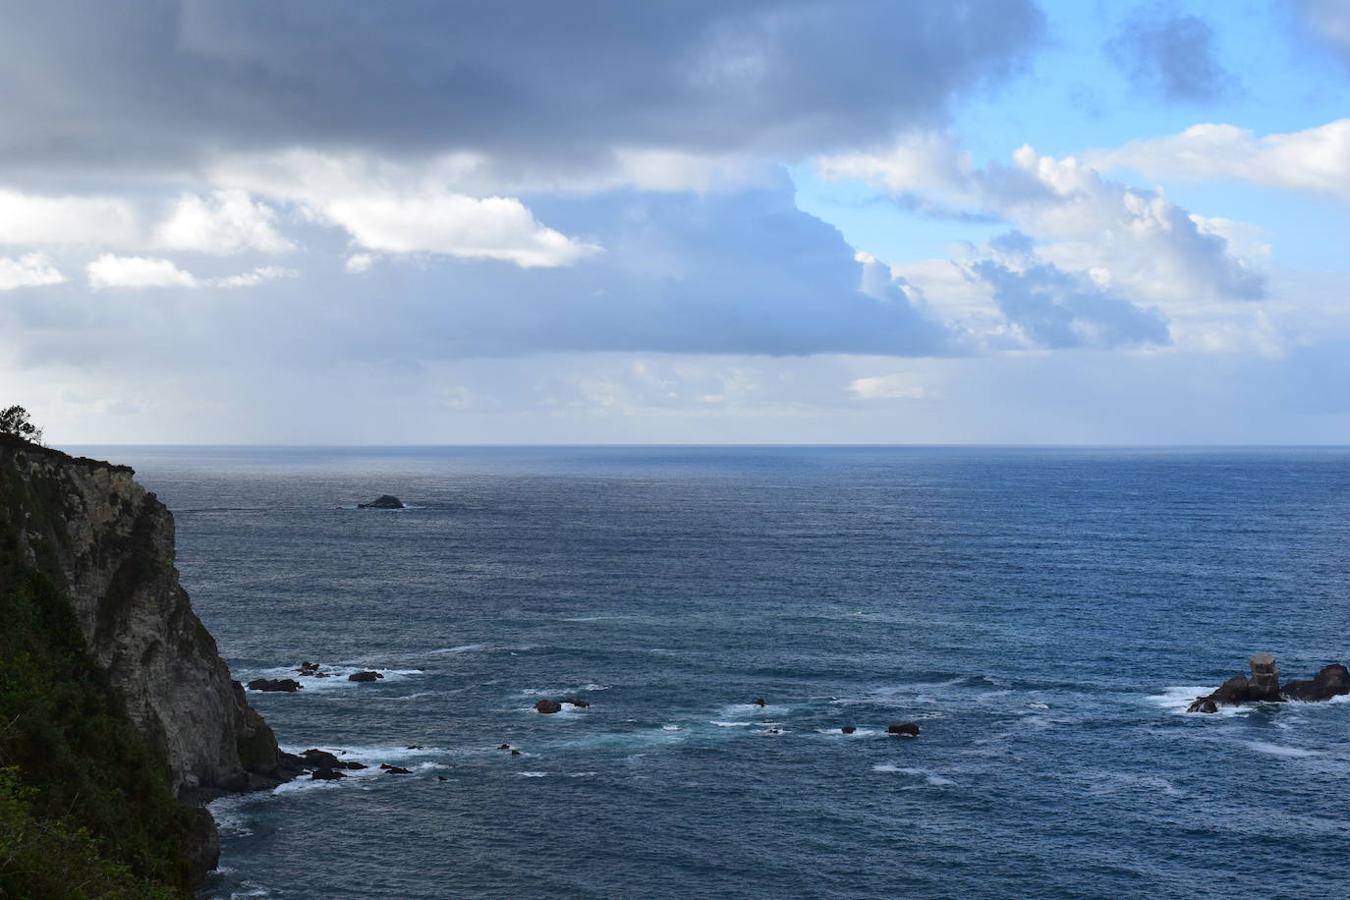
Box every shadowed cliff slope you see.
[0,435,289,895]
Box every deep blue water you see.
[82,446,1350,899]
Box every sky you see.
[3,0,1350,445]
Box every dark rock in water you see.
[535,699,563,714]
[300,748,342,769]
[1247,653,1281,701]
[406,744,424,750]
[561,696,590,708]
[383,765,412,775]
[887,722,921,737]
[437,776,448,781]
[498,743,512,750]
[1187,654,1350,712]
[841,726,856,735]
[311,767,345,780]
[348,670,382,682]
[753,697,766,707]
[511,749,521,756]
[297,661,321,676]
[358,494,405,509]
[248,678,301,693]
[346,762,368,770]
[1283,663,1350,702]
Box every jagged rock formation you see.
[0,435,289,798]
[358,494,405,509]
[1187,654,1350,712]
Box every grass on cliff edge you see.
[1,467,200,897]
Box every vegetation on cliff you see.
[0,434,202,897]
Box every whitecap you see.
[661,725,681,731]
[872,764,955,786]
[1147,685,1252,717]
[710,720,752,727]
[1245,740,1319,759]
[517,771,548,778]
[430,643,490,655]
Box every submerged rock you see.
[247,678,301,693]
[887,722,921,737]
[358,495,405,509]
[311,767,345,780]
[753,697,767,707]
[841,726,856,735]
[348,670,383,683]
[560,696,590,708]
[534,699,563,714]
[381,764,412,775]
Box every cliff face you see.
[0,435,282,796]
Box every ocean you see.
[82,446,1350,899]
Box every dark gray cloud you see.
[1105,8,1237,102]
[972,259,1171,349]
[0,0,1044,172]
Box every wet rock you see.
[297,661,322,676]
[247,678,301,693]
[1189,698,1219,714]
[1283,663,1350,702]
[753,697,766,707]
[560,697,590,708]
[841,726,856,735]
[534,699,563,714]
[348,670,383,683]
[497,743,512,750]
[358,495,405,509]
[887,722,921,737]
[300,749,342,769]
[382,765,412,775]
[511,749,521,756]
[437,776,448,782]
[311,767,345,780]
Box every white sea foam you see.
[1148,685,1252,717]
[661,724,681,731]
[710,720,752,727]
[815,727,880,737]
[1244,740,1319,759]
[430,643,490,655]
[207,795,256,837]
[872,764,956,786]
[517,771,548,778]
[243,665,425,694]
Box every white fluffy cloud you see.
[817,134,1265,305]
[1086,119,1350,199]
[211,150,599,268]
[0,190,140,247]
[87,254,198,289]
[214,265,297,289]
[153,189,295,255]
[0,253,64,290]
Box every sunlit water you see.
[84,446,1350,899]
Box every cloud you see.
[970,258,1171,349]
[817,136,1266,304]
[214,265,297,288]
[0,189,140,246]
[211,150,598,267]
[1295,0,1350,70]
[849,373,928,400]
[0,253,64,290]
[153,189,294,255]
[86,254,198,290]
[1087,119,1350,200]
[1104,9,1237,102]
[0,1,1043,173]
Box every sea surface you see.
[79,446,1350,899]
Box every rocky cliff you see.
[0,435,292,893]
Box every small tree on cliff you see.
[0,406,43,445]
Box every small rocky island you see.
[1187,654,1350,712]
[358,494,405,509]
